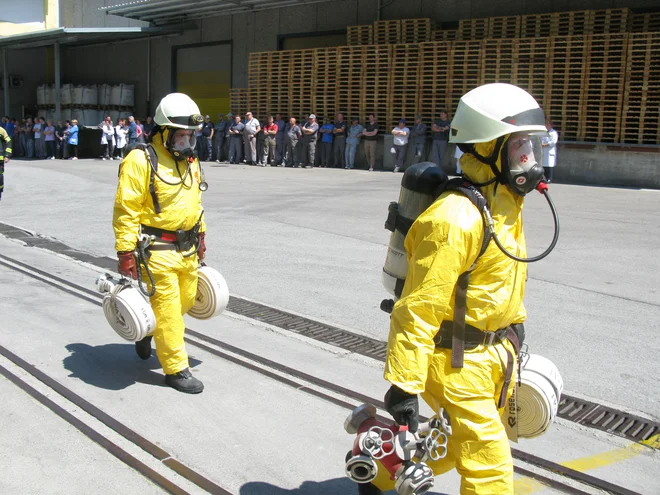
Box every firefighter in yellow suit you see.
[113,93,207,394]
[0,126,13,201]
[366,84,549,495]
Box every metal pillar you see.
[146,38,151,116]
[54,41,61,121]
[3,49,9,117]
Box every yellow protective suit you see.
[379,138,526,495]
[113,131,206,375]
[0,126,12,199]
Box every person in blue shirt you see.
[345,117,364,169]
[319,118,335,168]
[67,119,80,160]
[127,116,138,144]
[5,118,15,142]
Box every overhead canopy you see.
[103,0,338,25]
[0,26,183,50]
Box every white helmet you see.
[450,83,546,144]
[154,93,203,130]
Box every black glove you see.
[384,385,419,433]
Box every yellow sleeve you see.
[0,128,11,156]
[113,151,149,252]
[197,160,206,234]
[384,196,482,394]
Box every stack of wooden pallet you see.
[347,25,373,46]
[488,16,521,39]
[545,36,588,141]
[417,41,451,124]
[388,44,421,130]
[362,45,391,127]
[622,32,660,144]
[313,47,339,121]
[374,20,401,45]
[512,37,551,112]
[229,88,248,116]
[631,11,660,32]
[457,17,489,40]
[581,34,628,142]
[400,18,433,43]
[447,41,482,114]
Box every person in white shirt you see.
[243,111,260,165]
[454,145,463,175]
[391,119,410,173]
[100,116,116,160]
[541,118,559,183]
[114,119,128,159]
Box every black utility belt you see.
[141,225,199,252]
[434,321,511,350]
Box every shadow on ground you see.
[239,479,448,495]
[63,342,202,390]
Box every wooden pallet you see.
[488,16,521,39]
[362,45,391,127]
[545,36,589,141]
[521,13,553,38]
[347,25,373,46]
[400,18,433,44]
[552,10,591,37]
[432,29,457,41]
[631,12,660,33]
[457,17,489,40]
[374,20,401,45]
[621,32,660,144]
[589,8,632,35]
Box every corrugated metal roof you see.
[102,0,336,25]
[0,27,182,50]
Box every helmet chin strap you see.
[459,136,507,188]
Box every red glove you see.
[198,233,206,261]
[117,251,138,279]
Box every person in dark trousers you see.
[228,115,245,164]
[273,113,286,165]
[201,115,214,161]
[143,116,155,143]
[213,113,230,162]
[410,115,427,164]
[67,119,79,160]
[300,114,319,168]
[319,117,335,168]
[432,110,451,169]
[332,113,347,168]
[284,117,301,167]
[262,115,278,166]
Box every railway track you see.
[0,250,651,495]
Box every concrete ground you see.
[0,158,658,494]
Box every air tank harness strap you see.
[384,202,414,238]
[435,321,522,408]
[140,211,204,258]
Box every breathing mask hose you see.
[135,242,156,297]
[485,182,560,263]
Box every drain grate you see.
[558,397,659,445]
[1,221,658,450]
[226,297,389,361]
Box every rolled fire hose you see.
[517,353,564,438]
[188,265,230,320]
[96,273,156,342]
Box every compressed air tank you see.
[382,163,448,299]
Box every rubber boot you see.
[357,483,382,495]
[135,335,152,360]
[165,368,204,394]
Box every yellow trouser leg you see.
[373,343,516,495]
[147,251,197,375]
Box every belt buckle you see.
[483,332,496,346]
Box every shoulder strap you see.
[117,143,161,215]
[441,178,493,368]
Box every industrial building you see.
[1,0,659,186]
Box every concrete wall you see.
[555,144,660,189]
